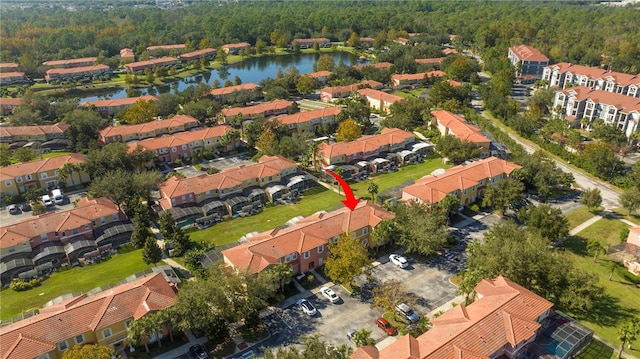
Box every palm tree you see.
[271,262,294,293]
[367,181,379,203]
[618,318,640,358]
[586,240,605,262]
[127,316,154,353]
[153,308,176,343]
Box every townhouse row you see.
[0,196,130,286]
[99,114,201,143]
[45,64,112,84]
[0,123,69,146]
[543,62,640,98]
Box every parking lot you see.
[0,191,87,226]
[172,153,253,179]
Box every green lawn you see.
[562,217,640,356]
[611,208,640,225]
[565,206,597,230]
[42,151,74,159]
[0,250,153,322]
[190,158,448,246]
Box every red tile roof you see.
[124,57,178,72]
[210,83,258,97]
[0,98,23,107]
[120,48,135,58]
[42,57,97,67]
[432,110,490,145]
[273,106,340,126]
[0,153,84,183]
[0,63,19,70]
[392,71,445,83]
[442,48,458,56]
[0,123,69,139]
[0,72,26,79]
[402,157,521,204]
[321,80,384,98]
[353,62,393,71]
[292,38,330,44]
[0,273,176,359]
[81,95,157,109]
[357,88,404,105]
[128,125,233,152]
[318,128,414,160]
[415,57,445,65]
[222,200,394,273]
[220,99,293,118]
[146,44,185,51]
[306,70,332,79]
[546,62,640,87]
[99,115,201,142]
[509,45,548,62]
[179,48,216,59]
[222,42,251,49]
[45,64,110,77]
[560,86,640,113]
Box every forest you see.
[1,0,640,78]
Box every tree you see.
[154,93,180,118]
[296,75,316,95]
[351,328,376,347]
[142,236,163,266]
[435,135,482,165]
[336,118,361,142]
[62,108,108,152]
[517,204,569,243]
[392,201,450,256]
[326,232,371,286]
[371,279,415,315]
[583,141,623,180]
[270,29,290,48]
[127,316,155,353]
[316,54,335,72]
[12,147,37,163]
[618,318,640,358]
[131,216,154,248]
[444,56,479,82]
[438,194,461,217]
[580,188,603,210]
[124,100,158,124]
[381,97,429,131]
[482,178,525,214]
[587,240,605,262]
[367,181,379,202]
[619,187,640,215]
[62,344,117,359]
[271,262,294,293]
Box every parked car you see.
[19,202,31,212]
[42,195,53,207]
[347,329,357,342]
[376,317,397,336]
[320,286,340,303]
[189,344,210,359]
[297,298,317,316]
[8,204,20,215]
[389,254,408,268]
[395,303,420,324]
[51,189,64,205]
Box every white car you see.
[320,286,340,303]
[296,298,317,316]
[389,254,408,268]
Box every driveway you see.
[0,191,87,226]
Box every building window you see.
[317,245,324,253]
[125,319,133,328]
[102,328,112,338]
[5,180,11,186]
[362,227,368,235]
[25,174,32,181]
[304,251,310,259]
[41,233,48,242]
[41,173,48,179]
[333,236,339,244]
[112,214,118,221]
[57,340,69,351]
[15,177,22,183]
[74,334,85,344]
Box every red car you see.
[376,317,397,336]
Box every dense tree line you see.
[2,1,640,78]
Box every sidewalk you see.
[152,331,207,359]
[569,214,604,236]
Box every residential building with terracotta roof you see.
[357,88,404,112]
[119,48,135,63]
[0,98,22,116]
[0,154,88,199]
[415,57,445,68]
[359,37,375,47]
[292,38,331,49]
[442,48,458,56]
[0,272,177,359]
[82,95,157,116]
[402,156,521,206]
[353,62,393,71]
[622,226,640,275]
[128,125,239,163]
[508,45,549,78]
[222,200,394,274]
[220,99,293,122]
[42,57,97,69]
[273,106,341,133]
[394,37,409,46]
[210,83,259,102]
[45,65,112,84]
[391,71,445,88]
[552,85,640,138]
[124,57,179,74]
[158,155,298,209]
[99,115,200,143]
[146,44,186,52]
[221,42,251,54]
[0,63,19,72]
[179,48,217,62]
[351,275,562,359]
[432,110,491,157]
[0,123,69,145]
[542,62,640,98]
[320,80,383,102]
[0,196,128,285]
[317,128,415,166]
[0,72,27,85]
[306,70,332,84]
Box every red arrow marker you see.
[325,169,361,211]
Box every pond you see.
[79,52,361,102]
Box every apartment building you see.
[402,156,521,206]
[552,86,640,138]
[0,98,22,116]
[353,62,393,71]
[0,272,177,359]
[146,44,185,53]
[508,45,549,79]
[210,83,259,102]
[0,123,69,144]
[317,128,415,166]
[432,110,491,157]
[158,155,298,209]
[220,99,293,122]
[179,48,217,62]
[0,72,27,85]
[99,115,201,143]
[415,57,445,68]
[391,71,445,88]
[0,63,20,72]
[273,106,341,133]
[124,57,179,74]
[320,80,383,102]
[359,37,375,48]
[119,48,135,63]
[82,95,157,116]
[0,197,128,285]
[128,125,239,163]
[0,154,89,199]
[357,88,404,112]
[221,42,251,55]
[306,70,332,84]
[542,62,640,98]
[222,200,394,274]
[623,226,640,275]
[292,38,331,49]
[42,57,97,69]
[45,65,112,83]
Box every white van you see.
[51,189,64,205]
[42,195,53,207]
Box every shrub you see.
[306,274,315,285]
[470,204,480,212]
[10,278,40,292]
[172,158,182,167]
[194,164,204,171]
